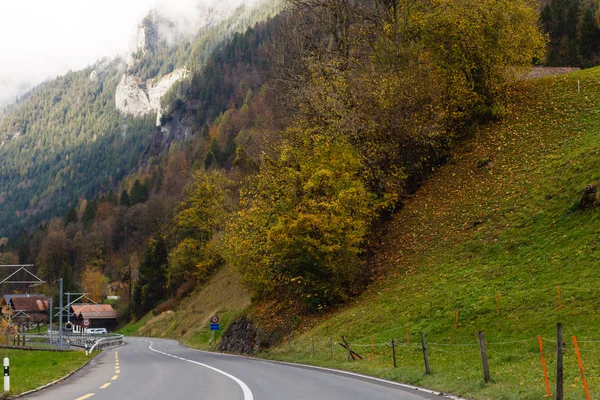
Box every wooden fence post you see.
[478,331,490,383]
[330,336,333,359]
[556,323,564,400]
[392,338,397,368]
[312,337,315,356]
[342,336,352,361]
[420,332,430,375]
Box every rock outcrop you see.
[577,184,600,210]
[115,69,188,125]
[116,10,190,126]
[115,74,153,117]
[216,316,262,354]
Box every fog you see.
[0,0,257,108]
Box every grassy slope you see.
[120,265,251,349]
[262,68,600,399]
[1,349,89,396]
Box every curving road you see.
[22,337,459,400]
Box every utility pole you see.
[66,292,70,324]
[58,278,63,350]
[49,297,53,345]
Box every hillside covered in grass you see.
[260,68,600,399]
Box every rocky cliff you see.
[116,68,188,125]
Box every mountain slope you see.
[0,0,280,240]
[260,68,600,399]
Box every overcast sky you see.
[0,0,250,106]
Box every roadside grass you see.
[0,349,89,397]
[118,313,153,336]
[118,265,250,348]
[185,310,240,350]
[261,68,600,399]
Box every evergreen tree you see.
[133,236,169,317]
[130,179,150,205]
[580,7,600,61]
[17,229,30,264]
[61,263,80,294]
[120,190,131,207]
[64,208,78,226]
[82,200,97,230]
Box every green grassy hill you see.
[120,265,251,348]
[260,68,600,399]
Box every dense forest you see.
[1,0,547,334]
[541,0,600,67]
[0,61,156,239]
[0,0,280,241]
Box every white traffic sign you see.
[82,319,91,328]
[211,316,219,323]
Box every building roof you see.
[4,294,45,305]
[10,296,49,312]
[71,304,117,320]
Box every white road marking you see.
[146,341,253,400]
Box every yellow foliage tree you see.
[224,129,383,310]
[81,266,109,303]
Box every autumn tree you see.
[167,170,232,289]
[274,0,545,199]
[224,129,381,310]
[81,266,109,303]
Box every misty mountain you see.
[0,0,280,240]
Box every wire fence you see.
[277,323,600,399]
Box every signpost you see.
[210,316,220,331]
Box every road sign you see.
[210,323,220,331]
[82,319,91,328]
[65,322,73,330]
[211,316,219,323]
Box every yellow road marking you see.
[100,383,111,389]
[75,394,95,400]
[111,375,119,381]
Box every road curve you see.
[22,337,457,400]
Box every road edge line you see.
[178,341,467,400]
[145,340,253,400]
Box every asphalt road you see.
[22,337,459,400]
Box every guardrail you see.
[17,332,124,352]
[88,334,124,353]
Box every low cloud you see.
[0,0,259,107]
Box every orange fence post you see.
[573,336,591,400]
[496,293,501,315]
[558,285,562,309]
[372,334,374,359]
[454,309,459,330]
[538,336,552,397]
